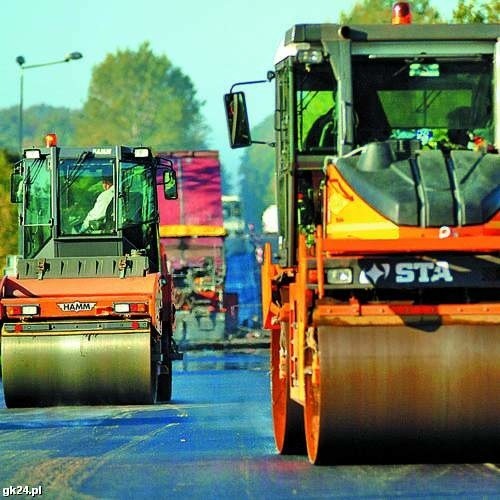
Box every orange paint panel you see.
[321,235,500,255]
[362,303,500,316]
[313,302,500,326]
[0,274,162,325]
[2,295,154,320]
[2,274,159,298]
[325,165,399,239]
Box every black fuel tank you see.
[336,146,499,227]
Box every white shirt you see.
[82,185,114,230]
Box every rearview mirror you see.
[223,92,252,148]
[163,167,178,199]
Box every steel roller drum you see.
[304,324,500,464]
[1,331,155,407]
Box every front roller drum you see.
[1,331,156,407]
[304,324,499,464]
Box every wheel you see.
[303,327,325,464]
[271,321,306,454]
[157,359,172,402]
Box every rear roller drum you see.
[271,321,306,454]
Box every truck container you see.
[156,151,227,343]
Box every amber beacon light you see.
[45,133,57,147]
[392,1,412,24]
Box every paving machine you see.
[224,3,499,463]
[0,135,181,407]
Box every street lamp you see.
[16,52,83,154]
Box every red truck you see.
[156,151,227,343]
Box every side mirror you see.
[10,173,23,203]
[223,92,252,148]
[163,167,178,200]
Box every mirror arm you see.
[229,71,275,93]
[251,140,276,147]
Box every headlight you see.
[6,304,39,316]
[24,149,41,159]
[326,268,353,284]
[113,302,148,313]
[297,49,324,64]
[133,147,151,158]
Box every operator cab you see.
[225,26,495,159]
[11,136,178,275]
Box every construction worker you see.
[81,176,114,232]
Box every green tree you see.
[23,104,79,148]
[452,0,499,22]
[239,115,275,231]
[75,42,208,150]
[0,105,78,154]
[340,0,442,23]
[0,149,19,261]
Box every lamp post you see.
[16,52,83,155]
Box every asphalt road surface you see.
[0,348,499,499]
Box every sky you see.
[1,0,458,185]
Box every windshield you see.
[58,156,156,236]
[23,158,52,258]
[295,55,493,153]
[352,56,493,149]
[58,157,115,236]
